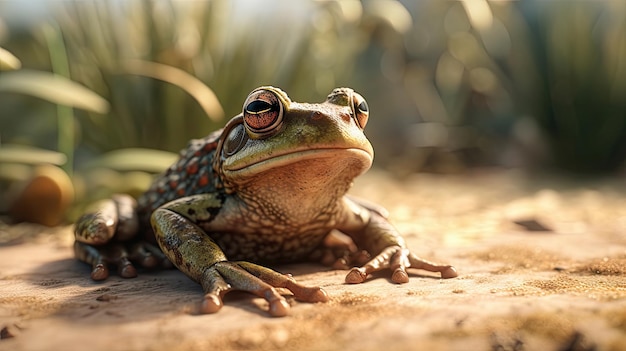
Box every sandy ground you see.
[1,170,626,351]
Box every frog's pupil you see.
[358,101,368,113]
[246,100,273,114]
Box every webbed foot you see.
[345,246,457,284]
[199,261,328,317]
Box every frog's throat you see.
[222,147,373,180]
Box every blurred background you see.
[1,0,626,226]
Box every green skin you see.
[74,86,457,317]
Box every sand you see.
[1,170,626,351]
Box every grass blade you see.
[0,144,67,165]
[81,148,178,173]
[0,47,22,70]
[121,60,224,121]
[0,70,110,114]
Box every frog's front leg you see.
[151,194,329,317]
[74,194,168,280]
[340,198,458,284]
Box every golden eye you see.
[352,93,369,129]
[242,89,284,138]
[222,123,248,157]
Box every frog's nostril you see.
[311,111,323,120]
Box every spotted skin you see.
[137,130,222,228]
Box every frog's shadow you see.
[26,258,334,322]
[27,256,442,323]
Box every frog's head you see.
[213,86,374,196]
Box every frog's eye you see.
[352,92,369,129]
[243,89,284,138]
[222,123,248,157]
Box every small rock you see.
[96,294,118,302]
[513,218,553,232]
[1,326,15,339]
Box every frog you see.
[73,86,457,317]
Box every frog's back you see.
[137,130,223,226]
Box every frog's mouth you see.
[222,147,373,181]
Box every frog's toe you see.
[442,266,458,279]
[266,293,290,317]
[198,267,231,314]
[75,241,110,280]
[200,293,224,314]
[345,267,367,284]
[295,285,329,303]
[392,268,410,283]
[118,257,138,278]
[408,252,458,279]
[90,263,109,281]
